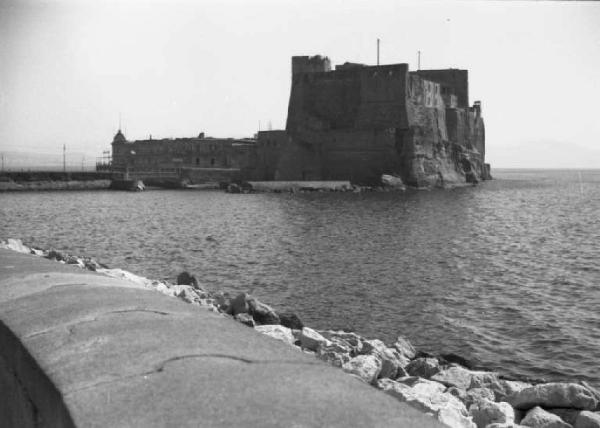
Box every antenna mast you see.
[377,38,380,66]
[418,51,421,70]
[63,144,66,173]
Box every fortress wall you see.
[291,55,331,75]
[274,139,323,181]
[318,128,402,183]
[402,74,462,186]
[255,130,289,180]
[356,65,409,130]
[414,69,469,108]
[283,64,411,184]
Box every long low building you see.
[110,130,288,185]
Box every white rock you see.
[255,325,295,345]
[377,378,475,428]
[299,327,331,352]
[342,354,382,384]
[432,365,498,390]
[469,399,515,428]
[575,411,600,428]
[360,339,409,379]
[521,406,572,428]
[464,388,496,409]
[509,383,598,411]
[394,336,417,359]
[2,238,31,254]
[316,342,351,367]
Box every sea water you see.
[1,169,599,387]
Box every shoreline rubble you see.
[1,238,599,428]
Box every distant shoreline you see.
[0,179,111,192]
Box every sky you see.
[0,0,599,169]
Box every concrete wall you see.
[0,249,443,428]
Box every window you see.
[210,158,215,166]
[196,157,200,166]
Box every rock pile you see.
[2,238,599,428]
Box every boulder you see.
[255,325,295,345]
[520,406,572,428]
[361,338,388,355]
[227,183,241,193]
[3,238,31,254]
[377,378,475,428]
[342,354,382,384]
[448,386,468,403]
[234,313,255,327]
[82,257,103,271]
[278,312,304,330]
[546,409,580,426]
[316,342,351,367]
[432,365,498,390]
[213,292,231,312]
[299,327,331,352]
[247,297,280,325]
[441,353,476,370]
[406,357,442,379]
[579,382,600,410]
[360,339,409,379]
[485,424,527,428]
[318,330,364,354]
[575,411,600,428]
[394,336,417,359]
[489,380,533,402]
[46,249,65,261]
[171,284,202,304]
[469,399,515,428]
[463,387,496,409]
[176,271,199,289]
[509,383,598,411]
[381,174,406,190]
[228,293,250,315]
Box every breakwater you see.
[2,239,599,428]
[0,171,111,191]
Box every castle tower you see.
[112,129,126,144]
[291,55,331,76]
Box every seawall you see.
[0,248,441,427]
[0,171,112,192]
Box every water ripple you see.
[1,169,599,387]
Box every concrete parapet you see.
[0,249,442,427]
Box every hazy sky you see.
[1,0,599,168]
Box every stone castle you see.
[111,55,490,187]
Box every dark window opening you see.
[210,158,215,166]
[196,157,200,166]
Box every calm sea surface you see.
[1,169,599,387]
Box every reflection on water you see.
[1,169,599,386]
